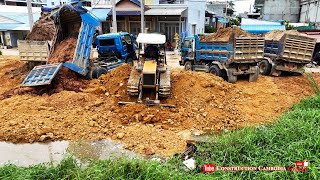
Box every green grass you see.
[1,95,320,179]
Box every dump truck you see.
[119,33,173,107]
[96,32,137,65]
[21,2,127,86]
[259,34,317,76]
[179,34,264,83]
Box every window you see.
[183,39,192,48]
[121,35,132,45]
[51,2,54,5]
[99,39,115,46]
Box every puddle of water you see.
[0,139,138,167]
[0,141,68,167]
[67,140,138,161]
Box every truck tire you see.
[92,67,108,79]
[126,58,133,66]
[259,60,271,75]
[227,69,237,83]
[184,61,192,71]
[249,66,259,82]
[209,65,222,77]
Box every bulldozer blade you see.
[118,101,176,108]
[118,101,137,105]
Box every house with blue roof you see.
[92,0,205,46]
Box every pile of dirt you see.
[87,64,132,96]
[264,30,306,41]
[48,37,77,63]
[200,27,252,42]
[25,13,55,41]
[1,58,320,157]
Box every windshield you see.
[183,39,193,48]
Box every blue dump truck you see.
[95,32,137,65]
[21,2,130,86]
[180,34,265,83]
[260,34,317,76]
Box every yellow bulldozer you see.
[119,33,174,107]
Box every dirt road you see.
[0,57,319,157]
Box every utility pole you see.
[315,0,319,24]
[141,0,145,33]
[225,0,227,17]
[112,0,117,33]
[27,0,34,31]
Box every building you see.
[0,5,41,47]
[97,0,205,43]
[254,0,300,23]
[0,0,206,47]
[206,0,234,17]
[299,0,320,25]
[0,0,46,6]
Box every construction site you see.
[0,3,319,175]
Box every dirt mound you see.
[48,37,77,63]
[1,57,320,156]
[87,64,132,96]
[200,27,252,42]
[25,13,55,41]
[264,30,306,41]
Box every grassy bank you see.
[1,95,320,179]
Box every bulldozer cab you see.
[136,33,166,66]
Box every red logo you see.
[203,164,215,173]
[296,162,304,166]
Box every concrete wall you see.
[259,0,300,22]
[187,0,205,35]
[206,4,224,17]
[300,0,320,23]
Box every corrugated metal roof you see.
[108,11,141,16]
[91,8,111,22]
[0,12,41,31]
[241,18,285,34]
[241,24,285,34]
[241,18,281,25]
[145,8,186,16]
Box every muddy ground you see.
[0,56,319,157]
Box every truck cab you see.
[180,36,196,69]
[96,32,137,65]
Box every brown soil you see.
[25,13,55,41]
[200,27,253,42]
[48,37,77,63]
[264,30,307,41]
[0,58,319,157]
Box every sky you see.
[212,0,256,14]
[233,0,255,14]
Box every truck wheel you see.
[227,69,237,83]
[92,67,108,79]
[184,61,192,71]
[259,60,271,75]
[126,58,133,66]
[249,66,259,82]
[209,65,222,77]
